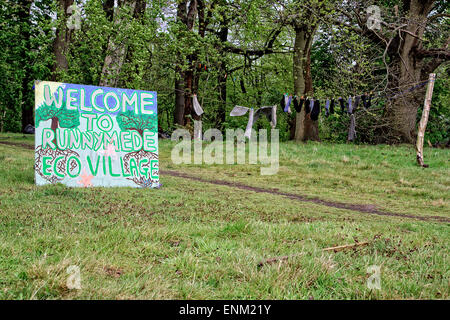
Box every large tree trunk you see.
[18,0,33,130]
[99,0,138,87]
[293,25,319,142]
[52,0,74,80]
[216,24,229,129]
[382,0,436,143]
[183,67,194,124]
[173,0,198,126]
[174,68,185,126]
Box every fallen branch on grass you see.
[322,241,370,252]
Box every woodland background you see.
[1,0,449,144]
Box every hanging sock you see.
[347,96,353,114]
[365,93,373,108]
[192,94,204,116]
[347,114,356,141]
[311,99,321,121]
[361,94,367,109]
[304,99,310,114]
[354,95,361,112]
[244,108,254,139]
[282,94,292,114]
[330,99,335,114]
[325,99,330,117]
[338,97,345,114]
[293,96,305,113]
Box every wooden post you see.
[416,73,436,167]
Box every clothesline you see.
[281,79,430,102]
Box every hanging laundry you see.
[244,108,255,138]
[362,93,372,108]
[324,99,330,117]
[311,99,321,121]
[230,105,277,139]
[338,97,345,114]
[308,98,314,114]
[347,114,356,141]
[230,105,250,116]
[255,105,277,128]
[293,96,304,113]
[280,94,292,114]
[192,94,204,116]
[361,94,367,108]
[354,95,361,112]
[304,99,311,114]
[367,93,373,108]
[347,96,353,114]
[330,99,335,114]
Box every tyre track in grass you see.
[1,140,448,223]
[161,170,450,224]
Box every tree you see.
[339,0,450,143]
[116,110,158,187]
[52,0,74,79]
[116,110,157,136]
[34,96,81,183]
[99,0,145,87]
[35,99,80,139]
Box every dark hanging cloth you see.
[294,96,304,113]
[338,98,345,114]
[347,114,356,141]
[311,99,321,121]
[330,99,335,114]
[280,95,285,110]
[366,94,373,108]
[361,94,367,108]
[305,99,311,114]
[354,95,361,112]
[255,105,277,128]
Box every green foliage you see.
[419,65,450,144]
[116,110,157,134]
[1,0,448,145]
[35,99,80,128]
[0,0,54,132]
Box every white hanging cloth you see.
[244,108,254,139]
[229,105,277,139]
[193,94,204,116]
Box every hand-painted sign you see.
[34,81,159,188]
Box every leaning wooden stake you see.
[416,73,436,168]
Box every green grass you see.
[0,133,449,299]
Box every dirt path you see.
[2,140,448,223]
[161,170,450,224]
[0,140,34,150]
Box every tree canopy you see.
[1,0,448,144]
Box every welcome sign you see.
[34,81,159,188]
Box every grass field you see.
[0,132,449,299]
